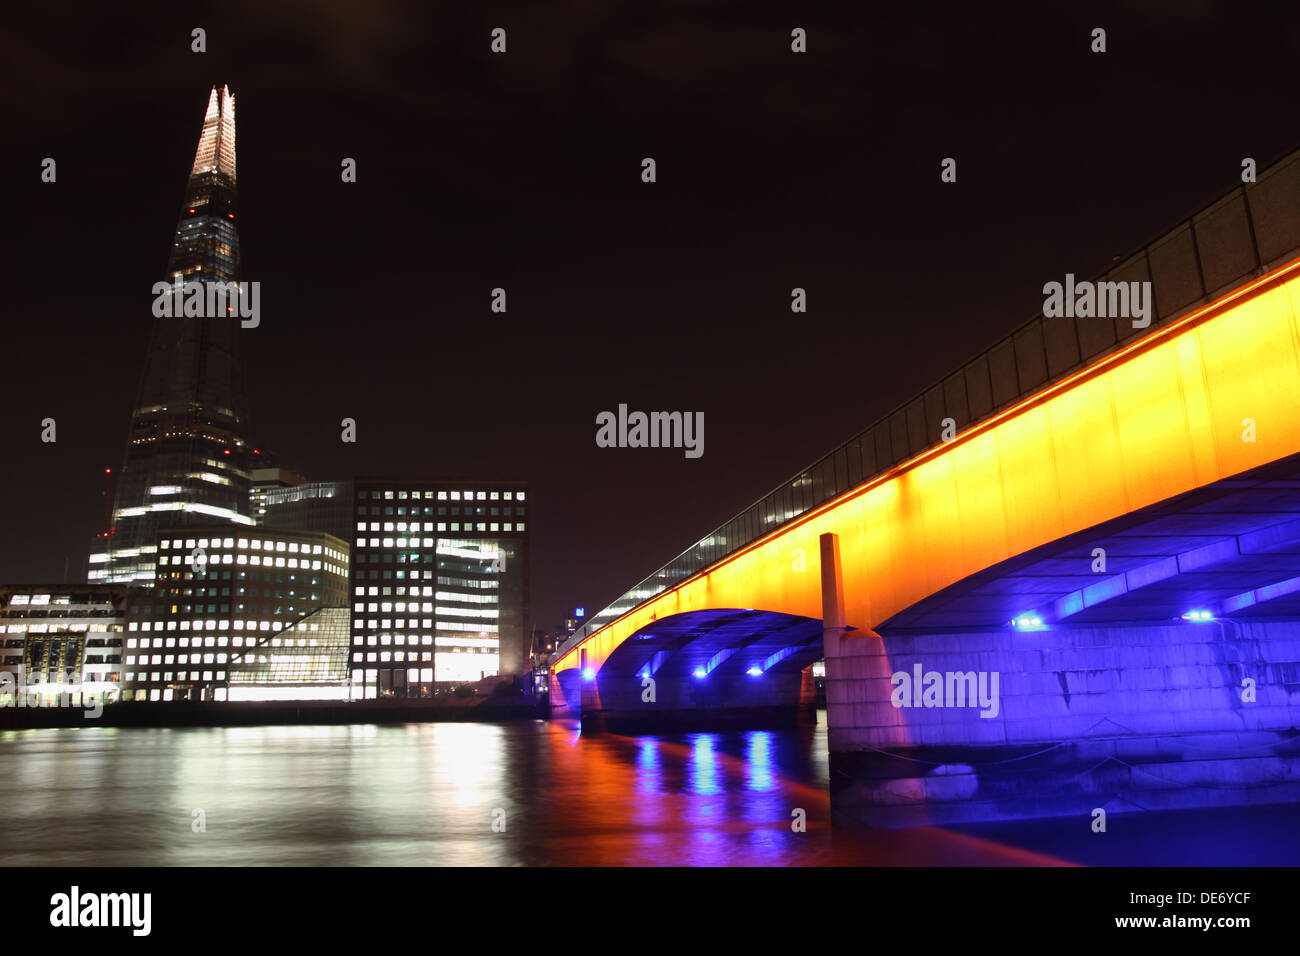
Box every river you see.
[1,716,1294,866]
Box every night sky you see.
[5,0,1299,631]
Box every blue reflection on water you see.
[635,738,661,793]
[688,733,720,795]
[745,731,773,792]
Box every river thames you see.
[1,716,1295,866]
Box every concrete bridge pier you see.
[821,531,1300,826]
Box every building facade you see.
[91,85,255,586]
[0,585,132,706]
[122,526,349,702]
[249,465,303,523]
[225,606,352,701]
[260,478,355,543]
[350,478,529,699]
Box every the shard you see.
[90,85,253,584]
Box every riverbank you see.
[0,695,548,729]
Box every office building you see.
[260,478,355,543]
[122,526,349,702]
[0,585,132,706]
[248,465,302,523]
[350,478,529,698]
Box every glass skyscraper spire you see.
[91,85,254,584]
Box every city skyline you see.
[8,0,1300,920]
[10,5,1300,632]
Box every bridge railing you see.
[561,146,1300,658]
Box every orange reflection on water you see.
[526,721,1069,866]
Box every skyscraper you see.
[90,86,254,585]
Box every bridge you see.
[552,147,1300,826]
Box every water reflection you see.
[2,719,1284,865]
[746,732,773,792]
[687,734,720,795]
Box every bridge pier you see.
[825,618,1300,827]
[548,668,579,720]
